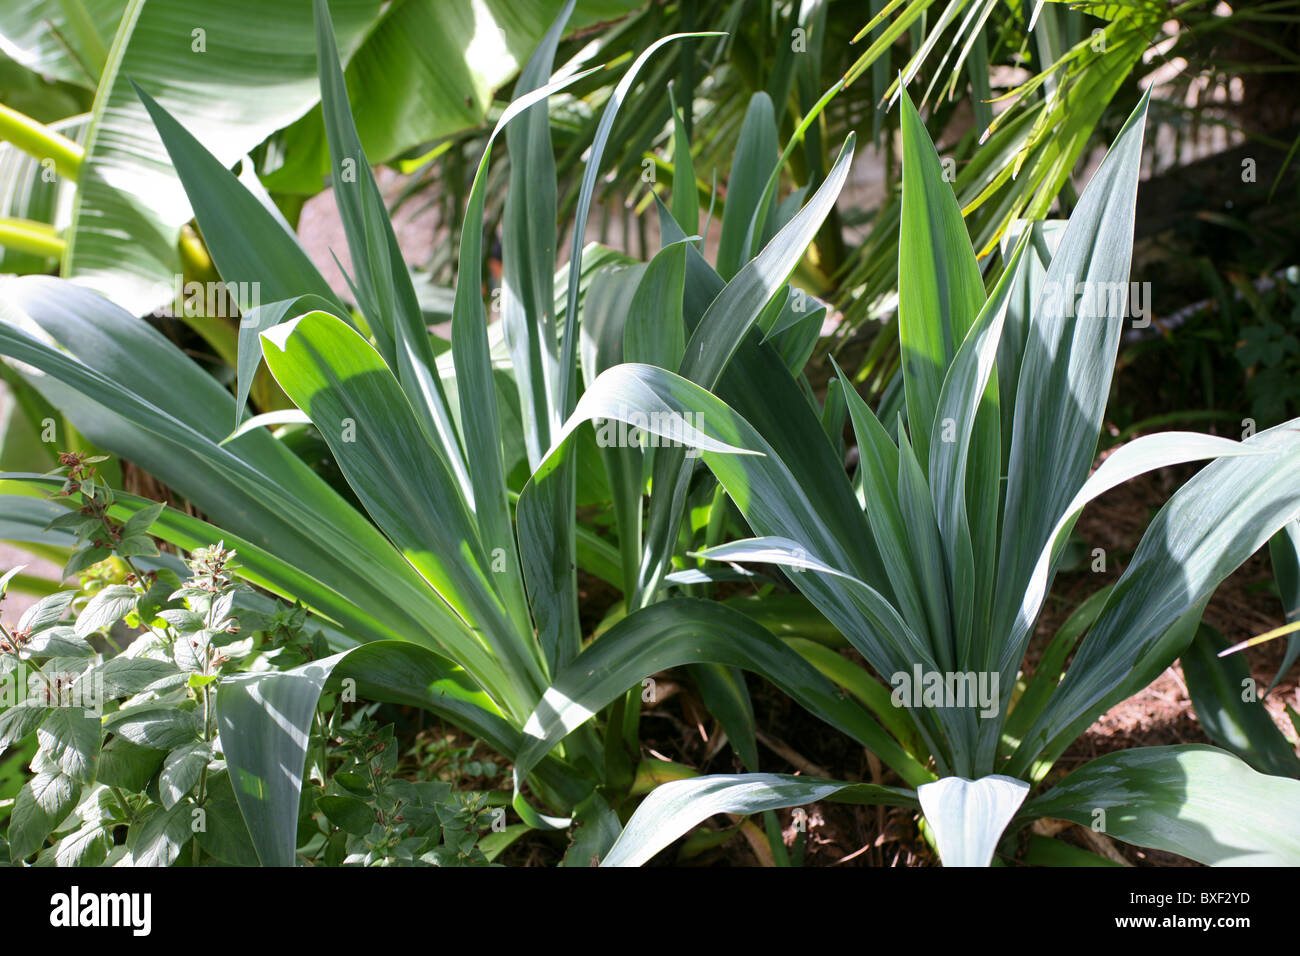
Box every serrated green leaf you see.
[96,735,164,792]
[36,707,100,783]
[74,584,138,638]
[127,800,193,867]
[8,769,79,860]
[0,703,49,754]
[18,591,76,634]
[121,501,165,539]
[104,706,200,751]
[93,656,185,699]
[160,741,210,809]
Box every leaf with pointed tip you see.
[0,278,459,660]
[70,0,380,312]
[836,361,931,650]
[136,87,347,319]
[500,0,573,469]
[313,0,474,507]
[716,94,778,281]
[680,135,854,390]
[73,584,137,638]
[127,800,193,867]
[992,92,1151,670]
[37,707,101,783]
[928,236,1027,672]
[160,741,212,809]
[448,49,603,643]
[995,220,1066,467]
[897,88,985,466]
[1010,422,1300,775]
[221,409,313,445]
[8,767,79,860]
[667,85,698,237]
[525,29,718,676]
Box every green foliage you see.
[600,89,1300,867]
[0,460,259,864]
[307,714,494,867]
[2,1,1299,871]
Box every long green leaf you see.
[1022,745,1300,865]
[1010,421,1300,774]
[0,277,467,658]
[500,0,572,469]
[259,310,541,716]
[601,772,917,867]
[1182,624,1300,778]
[715,93,778,281]
[896,88,985,466]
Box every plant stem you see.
[0,217,64,260]
[0,104,83,178]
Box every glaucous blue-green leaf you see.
[1022,745,1300,865]
[1181,625,1300,778]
